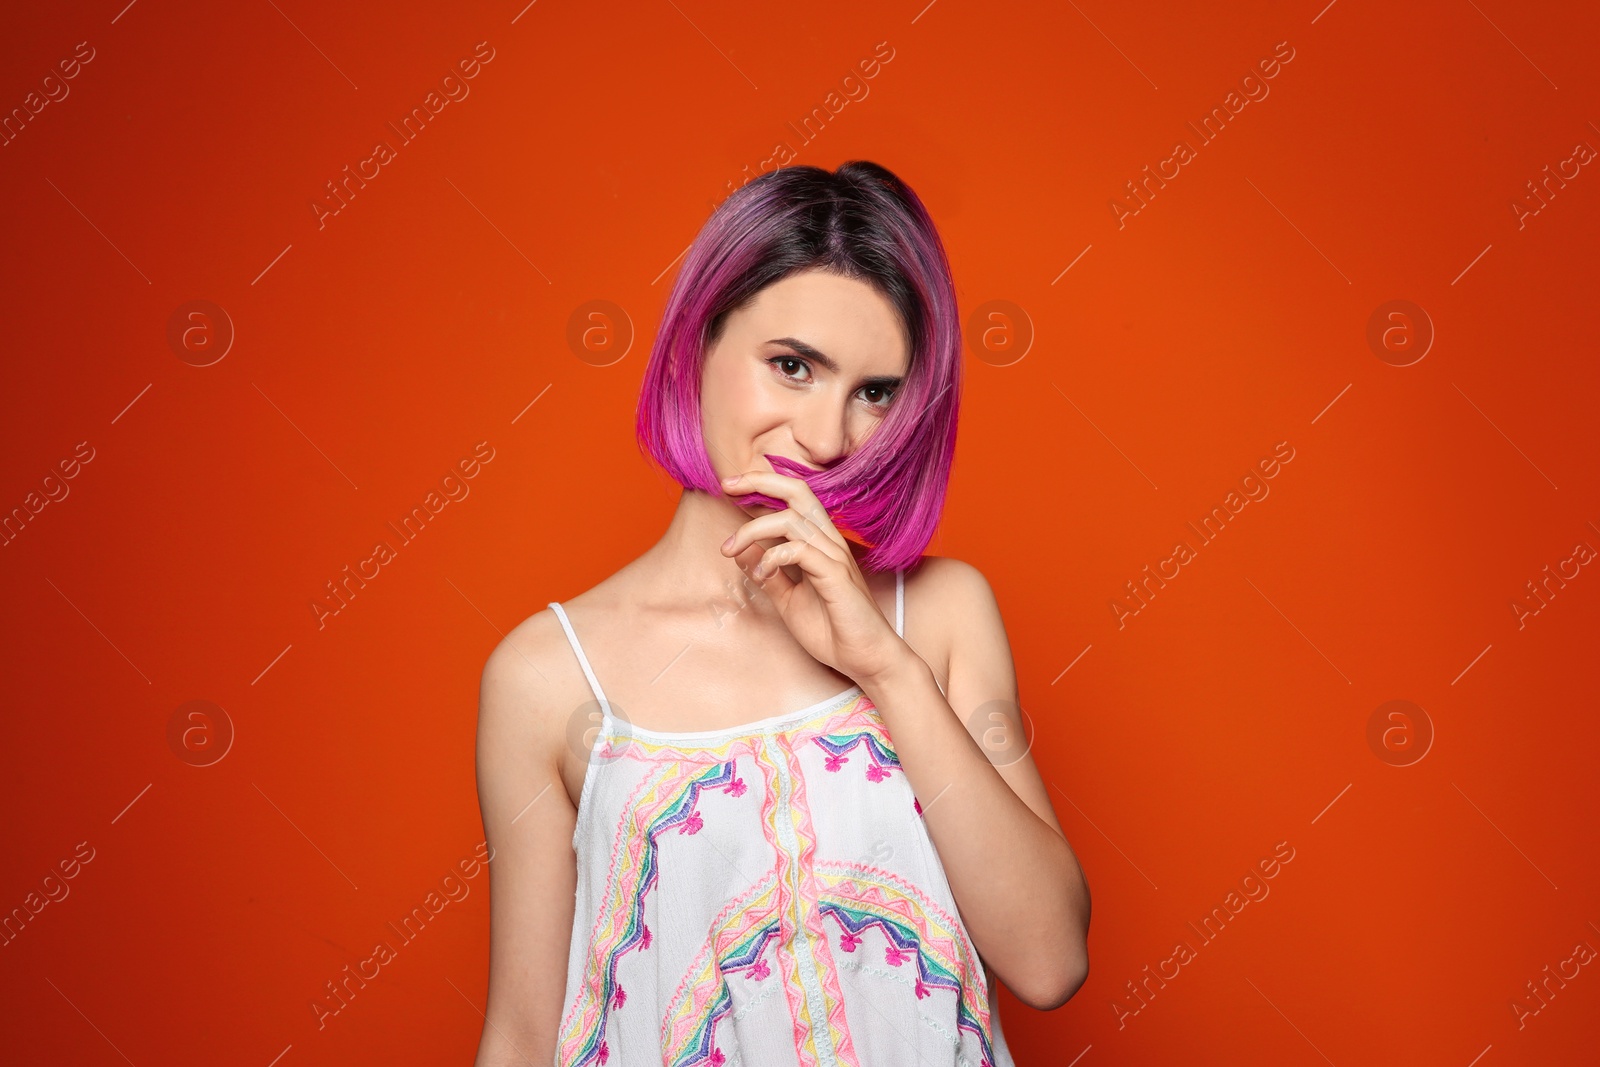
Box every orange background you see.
[3,0,1598,1063]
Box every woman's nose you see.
[789,395,851,465]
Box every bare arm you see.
[863,557,1091,1010]
[473,626,581,1066]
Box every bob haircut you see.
[634,160,962,575]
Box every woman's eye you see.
[769,355,894,409]
[860,385,896,409]
[769,356,811,382]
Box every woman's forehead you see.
[733,271,910,373]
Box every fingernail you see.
[721,535,734,551]
[722,475,739,485]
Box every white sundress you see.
[547,567,1015,1067]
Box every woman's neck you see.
[631,487,773,607]
[626,487,871,617]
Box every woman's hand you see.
[719,469,909,686]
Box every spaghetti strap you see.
[894,566,946,697]
[550,558,1014,1067]
[556,576,903,715]
[894,567,905,638]
[547,601,612,719]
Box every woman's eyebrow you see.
[766,337,904,387]
[767,336,839,372]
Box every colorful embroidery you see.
[556,758,746,1066]
[556,689,1010,1067]
[816,866,1000,1067]
[660,877,783,1067]
[813,727,902,782]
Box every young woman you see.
[473,161,1090,1066]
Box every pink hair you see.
[634,161,962,575]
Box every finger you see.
[721,469,847,552]
[748,538,850,599]
[723,508,848,565]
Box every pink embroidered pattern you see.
[551,643,1012,1067]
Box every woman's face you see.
[700,268,911,489]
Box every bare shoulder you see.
[904,556,1060,834]
[902,555,1008,653]
[473,603,598,1062]
[888,555,1012,704]
[481,608,574,718]
[905,555,999,607]
[476,604,592,787]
